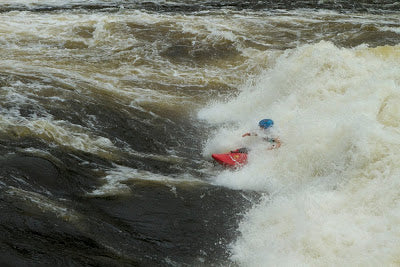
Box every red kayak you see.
[212,149,248,167]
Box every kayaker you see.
[241,119,281,150]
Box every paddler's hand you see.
[242,133,251,137]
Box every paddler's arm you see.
[242,132,257,137]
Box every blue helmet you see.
[259,119,274,129]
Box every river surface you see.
[1,1,400,266]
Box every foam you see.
[199,41,400,265]
[88,164,204,196]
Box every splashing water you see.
[200,41,400,265]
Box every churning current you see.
[1,0,400,266]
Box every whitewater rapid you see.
[200,41,400,265]
[1,0,400,265]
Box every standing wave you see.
[199,41,400,265]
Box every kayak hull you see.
[212,150,248,167]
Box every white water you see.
[199,41,400,265]
[2,1,400,263]
[88,164,204,196]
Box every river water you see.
[1,0,400,266]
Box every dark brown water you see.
[1,0,400,265]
